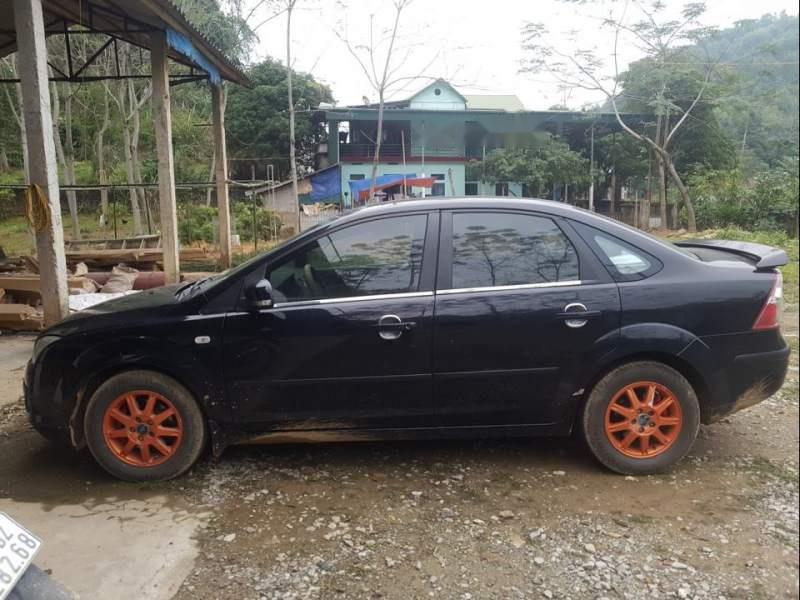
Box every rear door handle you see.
[555,310,601,319]
[556,303,601,328]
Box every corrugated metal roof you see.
[0,0,249,86]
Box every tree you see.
[336,0,436,201]
[480,137,589,198]
[521,1,727,231]
[225,58,334,180]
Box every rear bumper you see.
[705,345,790,423]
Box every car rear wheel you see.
[582,361,700,475]
[84,370,206,482]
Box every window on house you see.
[267,215,428,302]
[432,174,446,196]
[465,182,479,196]
[495,182,509,196]
[349,174,365,181]
[450,212,580,289]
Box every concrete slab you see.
[0,497,205,600]
[0,333,33,408]
[0,430,207,600]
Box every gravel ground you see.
[0,319,797,600]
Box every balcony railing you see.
[339,143,464,160]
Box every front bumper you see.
[24,358,71,436]
[705,345,791,423]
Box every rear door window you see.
[448,212,580,289]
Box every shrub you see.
[232,201,281,242]
[178,203,217,244]
[689,164,799,235]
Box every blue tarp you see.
[348,173,417,201]
[310,166,341,201]
[165,28,222,85]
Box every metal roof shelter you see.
[3,0,246,325]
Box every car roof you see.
[337,197,590,222]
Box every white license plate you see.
[0,513,42,600]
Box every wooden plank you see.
[0,274,95,293]
[212,84,231,269]
[0,303,44,331]
[151,31,180,284]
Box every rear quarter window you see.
[572,222,662,282]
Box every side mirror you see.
[245,278,273,309]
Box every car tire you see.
[582,361,700,475]
[84,370,206,482]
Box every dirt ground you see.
[0,317,797,600]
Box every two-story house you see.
[313,79,628,208]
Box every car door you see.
[223,211,438,433]
[433,209,620,429]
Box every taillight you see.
[752,272,784,331]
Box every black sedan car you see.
[25,198,790,481]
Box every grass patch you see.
[748,457,799,486]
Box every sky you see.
[249,0,799,110]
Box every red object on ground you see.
[87,271,166,290]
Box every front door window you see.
[267,215,428,303]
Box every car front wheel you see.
[583,361,700,475]
[84,370,206,482]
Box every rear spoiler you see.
[674,239,788,270]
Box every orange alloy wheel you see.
[604,381,683,459]
[102,390,184,467]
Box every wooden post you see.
[14,0,68,325]
[211,84,231,269]
[150,31,180,283]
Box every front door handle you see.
[377,314,416,340]
[556,303,601,328]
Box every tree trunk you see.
[0,144,8,172]
[286,2,300,232]
[653,115,668,229]
[206,147,216,206]
[15,81,30,183]
[97,84,111,222]
[51,82,81,240]
[121,121,143,236]
[369,91,385,203]
[666,159,696,232]
[117,75,143,236]
[609,171,616,218]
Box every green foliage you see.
[172,0,255,65]
[177,201,283,246]
[231,202,282,243]
[178,203,218,244]
[619,51,737,177]
[705,14,799,172]
[225,59,335,180]
[480,137,588,195]
[689,157,799,233]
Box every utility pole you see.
[588,123,595,212]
